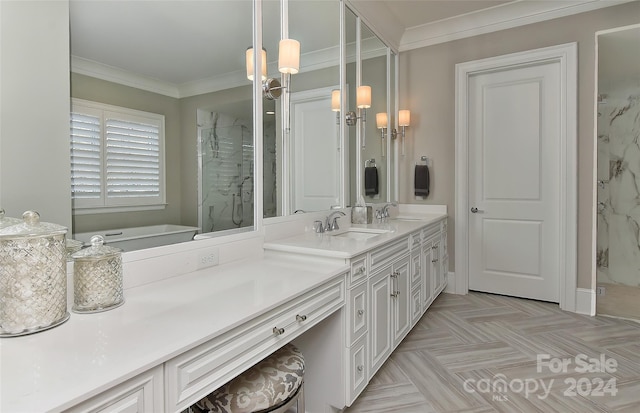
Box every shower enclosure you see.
[596,25,640,319]
[198,110,254,233]
[197,110,277,234]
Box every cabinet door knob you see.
[390,272,398,278]
[357,267,365,275]
[432,259,438,263]
[391,291,399,298]
[273,327,285,336]
[357,365,364,372]
[296,314,307,322]
[357,309,364,317]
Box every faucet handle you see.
[331,216,342,231]
[313,220,325,233]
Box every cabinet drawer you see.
[370,237,409,273]
[422,223,439,240]
[346,334,368,406]
[66,366,163,413]
[349,254,368,287]
[165,276,345,412]
[347,281,368,346]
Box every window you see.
[70,99,165,212]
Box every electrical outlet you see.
[197,247,219,269]
[596,286,606,296]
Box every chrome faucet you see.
[325,211,346,232]
[381,202,398,218]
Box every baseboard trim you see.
[576,288,596,316]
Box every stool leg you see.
[297,383,305,413]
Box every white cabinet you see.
[65,366,164,413]
[368,252,410,377]
[421,237,434,311]
[391,254,411,345]
[368,263,393,377]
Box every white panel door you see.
[290,88,340,212]
[468,61,561,302]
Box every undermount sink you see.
[331,228,391,240]
[393,215,426,221]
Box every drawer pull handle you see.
[357,309,364,317]
[390,272,398,278]
[296,314,307,322]
[357,365,364,372]
[432,246,438,250]
[357,267,365,275]
[432,259,438,263]
[273,327,285,336]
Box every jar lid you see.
[71,235,122,261]
[0,208,21,230]
[0,210,67,239]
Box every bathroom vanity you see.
[1,208,447,413]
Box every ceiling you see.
[69,0,632,96]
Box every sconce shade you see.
[278,39,300,74]
[246,47,267,81]
[331,90,341,112]
[357,86,371,109]
[399,109,411,127]
[376,112,387,129]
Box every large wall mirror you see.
[69,1,256,242]
[66,0,397,252]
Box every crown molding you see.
[71,56,180,98]
[399,0,634,52]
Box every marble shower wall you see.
[597,77,640,287]
[196,110,277,233]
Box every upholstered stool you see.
[189,343,305,413]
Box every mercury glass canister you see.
[0,211,69,337]
[72,235,123,313]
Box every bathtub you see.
[73,225,200,252]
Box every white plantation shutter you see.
[70,111,102,202]
[105,116,160,199]
[70,99,165,211]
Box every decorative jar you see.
[71,235,123,313]
[0,211,69,337]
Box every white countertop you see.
[0,256,348,413]
[263,214,447,259]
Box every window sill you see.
[72,204,167,215]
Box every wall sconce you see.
[331,89,341,124]
[398,109,411,156]
[246,47,267,81]
[346,85,371,126]
[376,112,388,139]
[246,39,300,100]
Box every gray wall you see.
[0,1,71,229]
[398,1,640,289]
